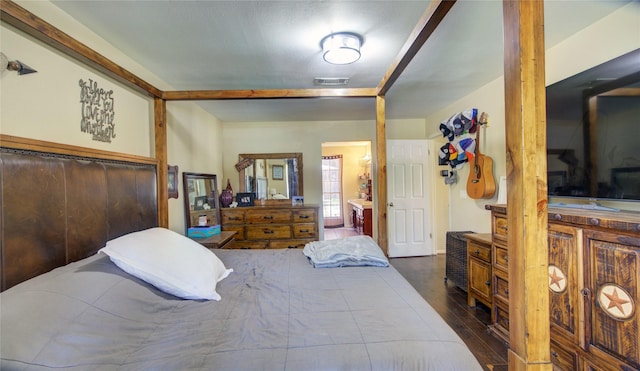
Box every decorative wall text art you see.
[79,79,116,143]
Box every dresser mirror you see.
[182,172,220,231]
[237,153,303,201]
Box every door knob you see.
[389,202,394,207]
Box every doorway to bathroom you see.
[321,141,372,237]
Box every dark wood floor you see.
[390,254,509,370]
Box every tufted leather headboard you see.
[0,142,158,291]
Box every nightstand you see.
[191,230,236,249]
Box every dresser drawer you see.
[494,246,509,272]
[246,225,291,240]
[246,210,291,224]
[494,302,510,334]
[550,340,577,371]
[293,208,316,223]
[222,225,245,240]
[221,209,245,224]
[293,223,317,238]
[468,241,491,263]
[228,240,269,249]
[494,273,509,301]
[269,239,312,249]
[493,214,508,242]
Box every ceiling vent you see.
[313,77,349,86]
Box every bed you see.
[0,137,482,370]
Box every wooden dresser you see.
[486,204,640,371]
[220,204,319,249]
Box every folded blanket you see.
[303,235,389,268]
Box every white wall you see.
[0,21,153,156]
[2,0,225,233]
[425,77,506,235]
[166,101,223,233]
[424,2,640,236]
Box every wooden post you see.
[503,1,551,370]
[376,95,388,255]
[154,98,169,228]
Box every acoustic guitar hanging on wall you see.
[466,112,496,199]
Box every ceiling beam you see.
[162,88,378,101]
[376,0,456,96]
[0,0,163,98]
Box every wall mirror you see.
[237,153,303,201]
[182,172,220,231]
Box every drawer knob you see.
[475,249,481,255]
[299,215,310,219]
[551,351,558,358]
[552,213,562,221]
[300,229,309,233]
[485,281,491,286]
[288,246,297,249]
[263,216,273,220]
[230,217,241,221]
[263,229,274,234]
[581,288,591,297]
[589,218,600,226]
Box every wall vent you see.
[313,77,349,86]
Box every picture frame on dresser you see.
[236,192,255,207]
[272,165,284,180]
[193,196,208,210]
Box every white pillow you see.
[99,227,233,300]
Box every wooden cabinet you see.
[348,200,372,237]
[221,205,319,249]
[465,233,493,308]
[582,229,640,370]
[486,204,640,371]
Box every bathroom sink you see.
[348,199,372,208]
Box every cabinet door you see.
[468,256,491,305]
[583,229,639,370]
[548,223,581,346]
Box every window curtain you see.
[322,155,343,227]
[287,158,297,197]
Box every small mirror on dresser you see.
[236,153,303,202]
[182,172,220,231]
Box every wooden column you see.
[154,98,169,228]
[503,1,551,370]
[375,95,388,255]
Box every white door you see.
[387,140,434,257]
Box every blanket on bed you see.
[1,248,481,370]
[303,235,389,268]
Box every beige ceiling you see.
[50,0,633,123]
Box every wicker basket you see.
[445,231,474,291]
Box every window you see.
[322,155,343,227]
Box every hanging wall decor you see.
[437,108,478,169]
[79,78,116,143]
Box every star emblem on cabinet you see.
[548,265,567,293]
[598,284,634,320]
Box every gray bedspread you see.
[1,249,482,370]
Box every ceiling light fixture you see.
[320,32,362,65]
